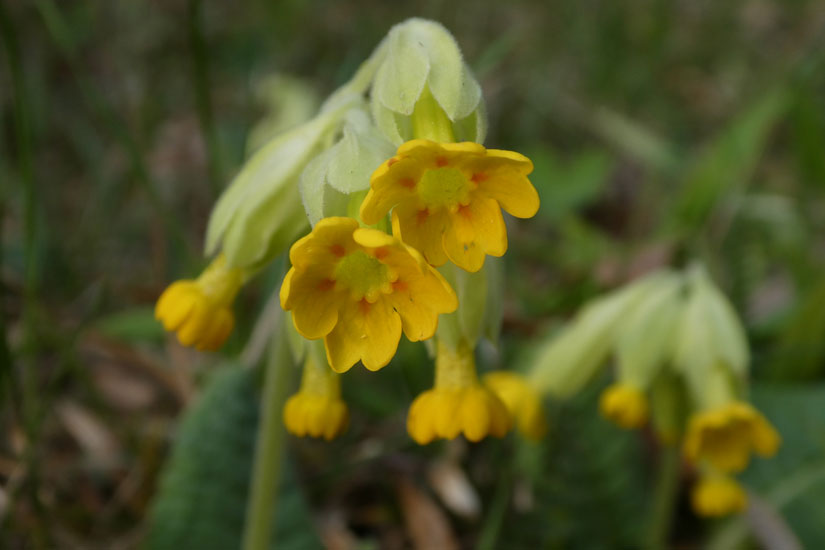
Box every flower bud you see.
[370,18,487,144]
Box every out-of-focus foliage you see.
[3,0,825,548]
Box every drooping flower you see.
[407,342,511,444]
[599,383,649,429]
[155,255,244,351]
[691,474,748,517]
[684,401,780,473]
[284,349,349,440]
[360,139,539,272]
[484,371,547,440]
[280,217,457,372]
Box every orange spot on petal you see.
[392,280,408,292]
[330,244,346,257]
[458,204,473,219]
[373,247,390,260]
[416,209,429,225]
[358,298,371,315]
[318,278,335,291]
[436,156,448,167]
[399,177,416,189]
[471,172,487,183]
[387,157,399,167]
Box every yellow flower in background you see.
[684,402,780,473]
[284,350,349,440]
[599,383,649,429]
[484,371,547,440]
[155,255,243,351]
[691,475,748,517]
[280,217,457,373]
[360,139,539,272]
[407,342,511,444]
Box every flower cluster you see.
[154,19,543,444]
[526,264,780,517]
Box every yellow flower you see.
[155,255,243,351]
[691,475,748,517]
[484,371,547,440]
[360,139,539,272]
[599,383,649,429]
[407,342,511,444]
[280,217,457,372]
[284,351,349,440]
[684,402,780,473]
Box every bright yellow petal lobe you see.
[361,140,538,272]
[284,351,349,440]
[599,383,649,430]
[281,217,457,373]
[484,371,548,440]
[154,254,243,351]
[691,475,748,517]
[684,402,781,473]
[407,342,512,444]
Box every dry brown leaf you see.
[395,477,458,550]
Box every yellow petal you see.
[360,299,402,371]
[361,157,423,224]
[471,150,538,219]
[392,203,449,266]
[389,264,457,341]
[442,196,507,272]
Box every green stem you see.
[242,313,293,550]
[187,0,223,195]
[476,464,512,550]
[0,4,50,547]
[646,444,681,549]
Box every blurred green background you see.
[2,0,825,548]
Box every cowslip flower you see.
[484,371,547,440]
[284,350,349,440]
[599,383,649,429]
[280,217,457,372]
[407,342,511,444]
[684,401,780,473]
[360,139,539,272]
[155,254,244,351]
[691,474,748,517]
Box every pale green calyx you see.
[300,108,395,226]
[528,271,673,398]
[435,261,502,350]
[672,264,749,404]
[370,18,487,144]
[205,92,362,269]
[614,272,684,390]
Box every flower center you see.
[334,250,392,301]
[417,167,471,209]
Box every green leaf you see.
[670,88,787,231]
[144,367,321,550]
[496,379,647,548]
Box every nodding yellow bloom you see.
[691,475,748,517]
[155,255,243,351]
[599,383,649,429]
[407,342,511,444]
[684,402,780,473]
[280,217,457,373]
[360,139,539,273]
[284,351,349,440]
[484,371,547,440]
